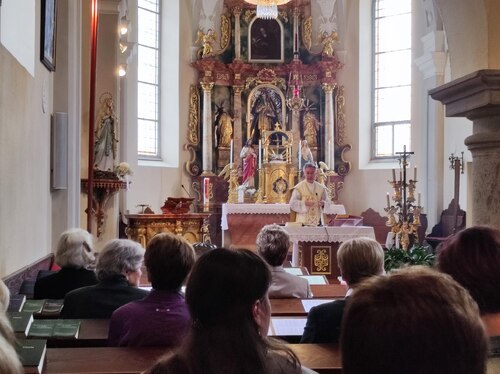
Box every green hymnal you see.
[7,294,27,312]
[28,319,80,339]
[40,299,64,315]
[7,311,34,336]
[21,299,45,313]
[16,339,47,374]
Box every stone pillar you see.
[201,82,214,175]
[233,7,242,60]
[322,83,336,169]
[430,70,500,226]
[414,31,447,229]
[233,85,243,165]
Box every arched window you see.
[372,0,411,158]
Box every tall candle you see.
[298,140,302,172]
[418,193,421,206]
[414,166,417,181]
[230,139,233,167]
[203,178,209,206]
[392,169,396,182]
[258,139,262,169]
[386,192,390,208]
[328,140,331,167]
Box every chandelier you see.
[286,71,305,112]
[244,0,291,19]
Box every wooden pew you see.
[42,344,341,373]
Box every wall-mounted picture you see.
[41,0,57,71]
[249,18,283,63]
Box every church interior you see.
[1,0,500,280]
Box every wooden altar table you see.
[283,226,376,281]
[221,203,346,248]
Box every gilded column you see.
[233,7,242,60]
[233,85,244,162]
[322,83,336,169]
[201,82,215,175]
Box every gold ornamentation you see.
[320,31,338,57]
[336,85,346,145]
[232,6,242,16]
[184,144,201,177]
[322,82,336,94]
[196,29,217,58]
[220,14,231,51]
[188,85,199,145]
[302,16,312,50]
[314,249,329,272]
[227,166,239,203]
[200,81,214,92]
[243,10,256,24]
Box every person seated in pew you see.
[257,224,312,299]
[61,239,149,319]
[108,233,196,347]
[436,226,500,372]
[145,248,317,374]
[340,266,488,374]
[0,280,24,374]
[34,228,98,300]
[301,237,384,343]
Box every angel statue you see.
[320,31,338,57]
[196,29,217,58]
[94,92,119,172]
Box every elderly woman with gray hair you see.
[34,228,98,300]
[61,239,149,319]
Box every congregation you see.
[1,225,499,373]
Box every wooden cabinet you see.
[125,213,211,248]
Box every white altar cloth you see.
[283,226,376,266]
[221,203,346,230]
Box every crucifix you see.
[395,145,415,219]
[449,152,464,233]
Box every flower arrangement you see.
[115,162,133,178]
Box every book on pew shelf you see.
[7,294,27,312]
[284,268,303,276]
[269,317,307,336]
[16,339,47,374]
[299,275,328,285]
[22,299,45,313]
[7,311,34,336]
[28,319,80,339]
[301,299,335,313]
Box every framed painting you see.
[248,18,284,63]
[41,0,57,71]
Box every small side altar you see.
[125,213,211,248]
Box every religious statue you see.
[250,92,278,144]
[303,110,321,148]
[214,105,233,148]
[240,139,257,188]
[300,139,314,165]
[196,29,216,58]
[320,31,338,58]
[94,92,119,172]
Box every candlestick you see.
[258,139,262,169]
[418,192,421,206]
[414,166,417,181]
[203,177,209,206]
[230,139,233,167]
[392,169,396,182]
[386,192,390,208]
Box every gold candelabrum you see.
[384,146,423,251]
[255,167,266,203]
[227,165,239,203]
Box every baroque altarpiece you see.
[185,0,351,244]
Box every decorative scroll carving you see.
[245,68,287,90]
[184,143,201,177]
[187,85,199,145]
[220,14,231,51]
[302,16,312,51]
[336,85,346,145]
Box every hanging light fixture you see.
[244,0,291,20]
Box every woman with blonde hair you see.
[0,280,24,374]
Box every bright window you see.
[137,0,160,159]
[372,0,411,158]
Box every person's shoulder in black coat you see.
[33,267,98,300]
[300,298,347,344]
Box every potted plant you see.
[384,244,435,272]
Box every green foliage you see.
[384,244,436,272]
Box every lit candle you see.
[414,166,417,181]
[386,192,390,208]
[392,169,396,182]
[258,139,262,169]
[230,139,233,167]
[203,178,209,206]
[298,140,302,172]
[328,139,331,167]
[418,193,421,206]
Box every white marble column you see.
[233,86,243,163]
[201,82,214,175]
[293,7,300,55]
[415,31,447,229]
[322,83,336,169]
[233,7,242,60]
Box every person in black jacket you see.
[34,228,98,300]
[300,237,385,344]
[61,239,148,319]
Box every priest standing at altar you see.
[290,162,332,226]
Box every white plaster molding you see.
[415,31,447,79]
[99,0,120,14]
